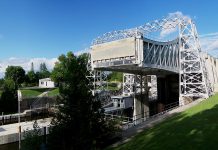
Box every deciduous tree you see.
[48,52,119,150]
[5,66,25,88]
[0,79,17,113]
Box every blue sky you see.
[0,0,218,74]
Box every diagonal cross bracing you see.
[88,15,210,102]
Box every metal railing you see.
[105,101,180,130]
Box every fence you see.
[105,101,180,130]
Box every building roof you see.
[39,78,52,82]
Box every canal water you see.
[0,142,19,150]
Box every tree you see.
[0,79,17,113]
[0,78,5,88]
[5,66,25,88]
[22,121,43,150]
[26,71,37,86]
[39,63,50,79]
[48,52,119,150]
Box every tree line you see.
[0,62,51,113]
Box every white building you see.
[39,78,55,88]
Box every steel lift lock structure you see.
[87,15,213,121]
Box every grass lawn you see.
[48,88,59,96]
[106,85,120,91]
[109,94,218,150]
[21,88,51,98]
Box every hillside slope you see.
[110,94,218,150]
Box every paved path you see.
[37,91,50,97]
[111,98,204,147]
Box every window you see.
[41,82,44,85]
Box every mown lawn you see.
[109,94,218,150]
[48,88,59,96]
[107,85,120,91]
[21,88,51,98]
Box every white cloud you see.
[158,11,218,57]
[200,32,218,57]
[160,27,177,38]
[75,49,90,56]
[160,11,191,38]
[0,57,58,78]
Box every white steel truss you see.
[123,73,157,100]
[143,39,179,73]
[178,19,209,104]
[123,74,146,95]
[92,17,184,45]
[89,15,210,101]
[150,75,158,100]
[86,53,108,94]
[123,73,135,95]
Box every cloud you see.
[160,11,191,38]
[158,12,218,57]
[200,32,218,57]
[0,57,58,78]
[0,49,90,78]
[74,49,90,56]
[160,27,177,38]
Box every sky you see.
[0,0,218,76]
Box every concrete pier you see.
[157,74,179,112]
[133,75,149,123]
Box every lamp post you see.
[17,90,22,150]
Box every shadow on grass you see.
[112,98,218,150]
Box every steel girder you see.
[92,17,185,45]
[143,38,179,73]
[123,74,148,95]
[123,74,157,101]
[88,15,210,102]
[178,20,209,104]
[86,53,108,94]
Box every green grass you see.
[21,88,51,98]
[48,88,59,96]
[109,94,218,150]
[106,85,120,91]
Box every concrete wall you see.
[133,75,149,123]
[0,126,50,145]
[216,59,218,92]
[91,37,137,61]
[202,53,218,92]
[133,94,149,124]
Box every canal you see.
[0,142,19,150]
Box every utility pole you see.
[17,90,22,150]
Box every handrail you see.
[105,101,180,130]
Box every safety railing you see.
[105,101,180,130]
